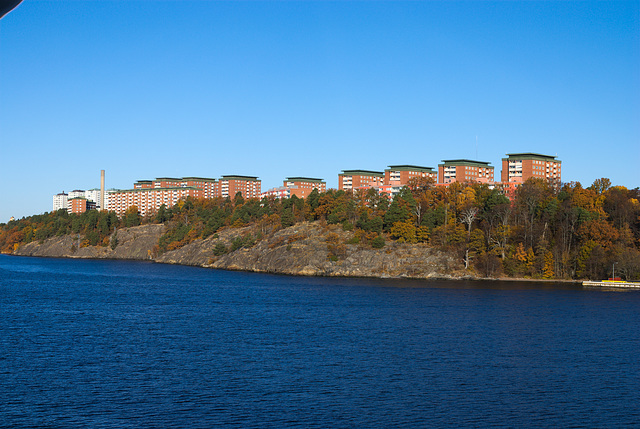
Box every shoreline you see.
[3,252,583,285]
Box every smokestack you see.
[100,170,105,211]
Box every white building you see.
[53,192,68,212]
[68,189,85,200]
[85,188,103,209]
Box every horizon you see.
[1,1,638,221]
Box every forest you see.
[2,177,639,281]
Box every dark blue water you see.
[1,255,639,428]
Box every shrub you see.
[213,242,227,256]
[110,232,118,250]
[371,235,385,249]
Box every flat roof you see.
[181,177,218,182]
[340,170,384,176]
[286,177,325,183]
[107,186,201,194]
[503,153,561,163]
[386,165,435,172]
[220,175,260,181]
[439,159,493,167]
[155,177,183,181]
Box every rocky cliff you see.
[14,224,165,260]
[14,223,464,279]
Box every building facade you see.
[68,190,85,200]
[107,175,260,217]
[338,170,384,191]
[438,159,494,184]
[219,175,261,199]
[262,177,326,200]
[53,192,68,212]
[384,165,436,186]
[68,197,91,214]
[501,153,561,186]
[84,189,103,209]
[107,186,205,217]
[283,177,326,198]
[260,186,291,199]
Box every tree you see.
[390,220,417,243]
[459,206,479,236]
[124,206,141,227]
[589,178,611,195]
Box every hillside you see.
[14,223,463,279]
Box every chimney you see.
[100,170,105,210]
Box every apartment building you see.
[85,189,103,209]
[384,165,436,185]
[438,159,494,184]
[338,170,384,191]
[262,177,326,200]
[181,177,220,199]
[219,175,261,199]
[261,186,291,199]
[107,186,205,217]
[53,192,68,212]
[68,197,95,214]
[284,177,326,198]
[501,153,561,186]
[68,189,85,200]
[107,175,260,217]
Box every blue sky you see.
[1,1,638,222]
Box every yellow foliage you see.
[514,243,527,262]
[390,221,417,243]
[543,251,555,279]
[416,226,430,243]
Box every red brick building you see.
[108,175,259,217]
[68,197,89,214]
[384,165,436,186]
[219,175,261,199]
[438,159,494,185]
[338,170,384,191]
[501,153,561,187]
[283,177,326,198]
[107,186,205,217]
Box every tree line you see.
[1,177,638,280]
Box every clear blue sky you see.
[1,1,638,222]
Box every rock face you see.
[14,224,165,260]
[157,223,463,279]
[14,222,463,279]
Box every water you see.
[1,255,639,428]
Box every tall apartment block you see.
[85,189,103,209]
[284,177,326,198]
[437,159,494,185]
[134,177,220,198]
[384,165,436,185]
[108,186,205,217]
[338,170,384,191]
[107,175,260,217]
[501,153,561,186]
[219,175,261,199]
[68,197,95,214]
[378,165,436,197]
[53,192,68,212]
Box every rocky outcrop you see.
[158,223,463,279]
[14,224,165,260]
[14,222,463,279]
